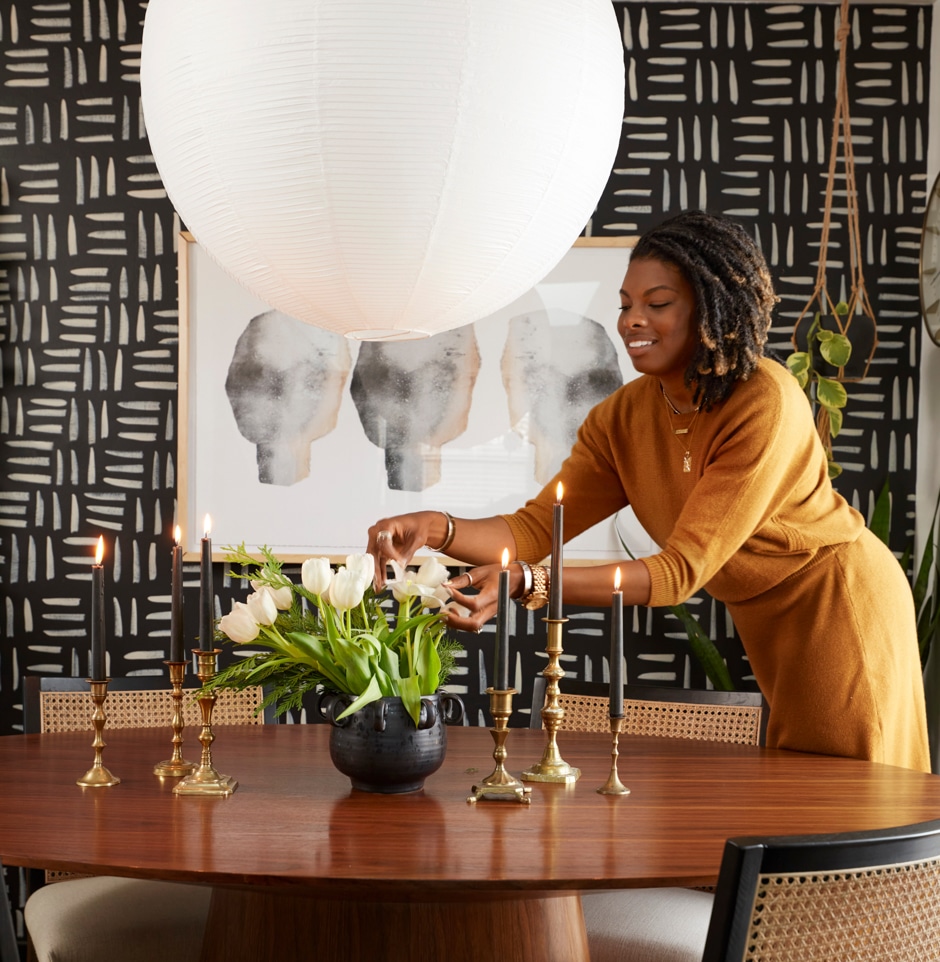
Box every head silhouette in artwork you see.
[501,309,623,484]
[225,310,351,486]
[350,326,481,491]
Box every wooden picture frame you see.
[177,232,649,562]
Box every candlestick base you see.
[154,661,197,778]
[173,650,238,797]
[468,688,532,804]
[523,618,581,784]
[76,679,121,789]
[597,716,630,796]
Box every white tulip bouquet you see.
[207,544,463,727]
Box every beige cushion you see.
[582,887,714,962]
[25,876,211,962]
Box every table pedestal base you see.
[200,888,589,962]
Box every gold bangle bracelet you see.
[427,512,455,553]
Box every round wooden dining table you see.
[3,723,940,962]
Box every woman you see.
[367,210,930,772]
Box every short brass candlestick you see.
[522,617,581,783]
[597,715,630,796]
[173,650,237,796]
[468,688,532,804]
[154,661,197,777]
[76,679,121,788]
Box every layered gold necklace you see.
[660,383,701,473]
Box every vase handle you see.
[372,699,388,733]
[417,697,437,730]
[315,692,352,728]
[439,693,465,726]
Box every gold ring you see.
[376,530,392,543]
[466,571,473,587]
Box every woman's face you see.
[617,256,700,380]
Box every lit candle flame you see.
[203,514,212,538]
[174,524,182,546]
[94,535,104,566]
[501,547,510,569]
[556,481,564,503]
[614,566,621,591]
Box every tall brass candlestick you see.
[153,661,197,777]
[522,617,581,783]
[467,688,531,804]
[173,650,237,796]
[76,680,121,788]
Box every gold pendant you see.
[674,427,689,435]
[682,453,692,473]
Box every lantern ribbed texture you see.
[140,0,625,339]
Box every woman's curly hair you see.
[632,209,778,410]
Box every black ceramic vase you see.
[317,691,464,794]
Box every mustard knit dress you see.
[504,357,930,772]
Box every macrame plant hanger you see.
[791,0,878,456]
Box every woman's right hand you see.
[367,511,450,588]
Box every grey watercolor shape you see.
[225,310,351,486]
[350,327,481,492]
[501,310,623,485]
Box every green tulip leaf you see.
[336,675,385,721]
[397,675,423,727]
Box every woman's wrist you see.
[425,511,455,553]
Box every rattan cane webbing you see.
[39,686,265,733]
[554,692,763,746]
[742,857,940,961]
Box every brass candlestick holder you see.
[596,715,630,796]
[468,688,532,804]
[153,661,197,777]
[76,679,121,788]
[173,650,238,796]
[522,617,581,783]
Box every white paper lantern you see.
[141,0,624,340]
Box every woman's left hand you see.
[442,563,524,633]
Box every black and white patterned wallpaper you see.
[0,1,933,731]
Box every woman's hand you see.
[442,563,526,633]
[367,511,448,588]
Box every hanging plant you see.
[785,0,878,478]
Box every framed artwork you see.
[178,232,652,562]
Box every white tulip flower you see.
[330,567,368,612]
[250,577,293,610]
[301,557,333,596]
[345,553,375,586]
[218,602,260,644]
[246,587,279,626]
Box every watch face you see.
[922,169,940,348]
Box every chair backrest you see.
[529,677,767,746]
[23,675,273,734]
[702,818,940,962]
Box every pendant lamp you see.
[140,0,625,340]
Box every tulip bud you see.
[301,557,333,596]
[219,602,260,643]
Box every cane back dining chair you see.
[529,677,768,746]
[601,818,940,962]
[528,676,768,962]
[22,674,271,962]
